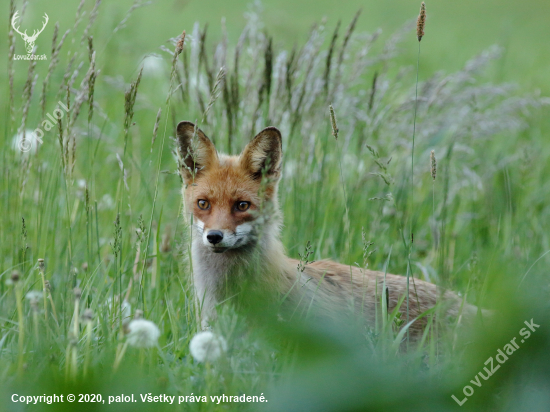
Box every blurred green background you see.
[2,0,550,91]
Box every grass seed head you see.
[169,30,186,89]
[417,2,426,41]
[329,104,339,140]
[88,52,97,123]
[123,67,143,151]
[150,108,162,152]
[176,30,186,55]
[88,36,94,63]
[430,150,437,180]
[202,66,226,121]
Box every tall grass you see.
[0,1,549,411]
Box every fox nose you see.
[206,230,224,245]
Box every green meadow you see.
[1,0,549,411]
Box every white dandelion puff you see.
[25,290,44,304]
[142,54,167,78]
[107,298,132,321]
[12,130,41,154]
[121,300,131,321]
[98,194,115,211]
[189,331,227,362]
[126,319,160,348]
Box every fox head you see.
[177,121,282,253]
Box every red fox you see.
[177,121,482,339]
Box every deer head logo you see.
[11,11,49,54]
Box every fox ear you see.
[176,121,217,184]
[240,127,283,180]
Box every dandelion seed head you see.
[73,287,82,300]
[107,298,132,321]
[126,319,160,348]
[142,55,166,78]
[82,309,94,322]
[68,331,78,346]
[25,290,43,304]
[11,130,40,154]
[122,300,131,320]
[189,331,228,362]
[10,270,21,284]
[98,194,115,211]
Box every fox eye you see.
[236,201,250,212]
[197,199,210,210]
